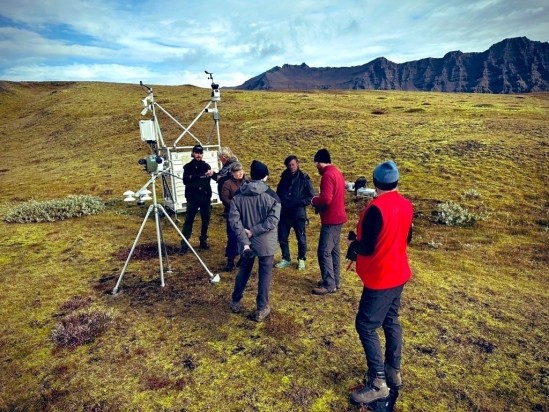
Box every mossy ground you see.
[0,82,547,411]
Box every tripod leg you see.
[157,208,172,273]
[158,205,220,282]
[153,204,165,287]
[113,205,154,294]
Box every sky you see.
[0,0,548,88]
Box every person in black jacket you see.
[274,155,315,270]
[180,144,213,254]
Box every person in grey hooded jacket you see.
[229,160,281,322]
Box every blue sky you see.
[0,0,547,87]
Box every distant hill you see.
[236,37,549,93]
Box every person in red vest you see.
[347,160,413,407]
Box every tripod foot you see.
[210,273,221,283]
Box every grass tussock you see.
[0,81,547,411]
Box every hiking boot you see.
[275,259,291,268]
[224,257,235,272]
[235,257,242,268]
[179,245,188,255]
[230,301,241,313]
[316,281,339,291]
[298,259,306,270]
[311,286,336,295]
[349,372,389,405]
[199,241,210,250]
[253,306,271,322]
[385,364,402,388]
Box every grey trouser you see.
[317,223,342,291]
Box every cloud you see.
[0,0,547,86]
[2,63,152,83]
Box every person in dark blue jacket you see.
[180,145,213,253]
[274,155,315,270]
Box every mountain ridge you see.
[236,37,549,93]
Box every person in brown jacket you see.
[220,162,246,271]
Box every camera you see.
[138,155,164,173]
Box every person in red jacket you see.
[347,160,413,407]
[310,148,347,295]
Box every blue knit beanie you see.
[373,160,399,190]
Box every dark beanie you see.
[373,160,399,190]
[314,148,331,164]
[250,160,269,180]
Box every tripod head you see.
[205,70,220,102]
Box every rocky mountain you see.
[236,37,549,93]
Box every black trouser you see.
[355,284,404,375]
[278,215,307,261]
[225,218,238,258]
[231,255,274,311]
[182,200,211,244]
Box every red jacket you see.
[311,165,347,225]
[356,191,413,289]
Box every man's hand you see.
[205,170,214,177]
[244,229,252,238]
[242,244,255,259]
[346,230,357,246]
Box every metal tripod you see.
[112,169,220,295]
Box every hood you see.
[240,180,269,196]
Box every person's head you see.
[231,161,245,180]
[218,146,235,165]
[373,160,399,192]
[192,144,204,160]
[284,155,300,174]
[313,148,331,173]
[250,160,269,181]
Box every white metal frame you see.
[138,74,222,213]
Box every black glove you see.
[346,231,357,262]
[242,248,256,260]
[346,245,357,262]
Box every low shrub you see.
[51,308,113,348]
[432,201,477,226]
[461,188,481,200]
[3,195,105,223]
